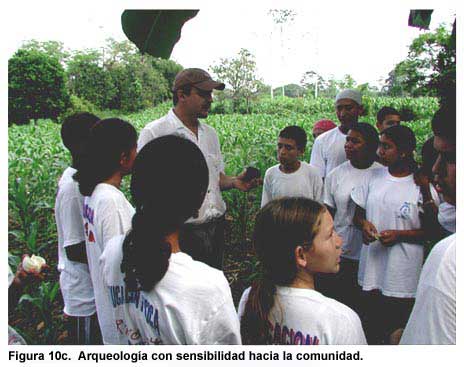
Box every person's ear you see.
[120,150,131,166]
[294,245,308,268]
[176,89,186,102]
[298,147,305,156]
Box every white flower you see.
[22,255,46,273]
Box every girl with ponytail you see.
[352,124,440,344]
[239,197,366,345]
[100,135,241,345]
[74,118,137,345]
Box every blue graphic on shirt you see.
[398,202,412,219]
[83,203,94,224]
[108,285,162,344]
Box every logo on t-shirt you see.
[398,202,412,220]
[84,222,95,243]
[271,322,320,345]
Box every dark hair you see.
[432,103,456,143]
[279,126,308,151]
[73,118,137,196]
[348,122,380,163]
[61,112,100,159]
[241,198,326,345]
[172,85,192,105]
[376,106,400,123]
[121,135,209,291]
[421,137,438,179]
[381,125,417,172]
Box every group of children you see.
[50,87,455,346]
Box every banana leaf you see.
[121,9,199,59]
[408,10,433,30]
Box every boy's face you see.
[277,137,303,166]
[376,114,401,132]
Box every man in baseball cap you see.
[310,89,364,178]
[172,68,225,92]
[137,68,260,270]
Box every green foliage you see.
[121,10,199,58]
[210,49,263,113]
[19,281,60,343]
[20,40,70,65]
[383,23,455,103]
[273,84,306,98]
[8,49,70,125]
[300,71,368,99]
[114,57,170,112]
[151,57,183,88]
[65,94,99,117]
[67,50,117,109]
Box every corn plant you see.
[19,281,60,343]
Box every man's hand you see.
[233,170,263,192]
[361,220,379,244]
[379,230,400,246]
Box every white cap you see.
[335,89,362,105]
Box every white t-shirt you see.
[138,109,226,224]
[83,183,135,344]
[351,168,439,298]
[438,202,456,233]
[323,161,383,260]
[400,233,456,344]
[100,235,241,345]
[261,162,323,207]
[55,167,96,317]
[309,127,347,178]
[238,286,366,345]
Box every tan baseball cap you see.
[172,68,225,92]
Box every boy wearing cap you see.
[138,68,260,270]
[312,119,336,139]
[310,89,364,178]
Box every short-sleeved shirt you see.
[438,202,456,233]
[351,168,439,298]
[261,162,323,207]
[323,161,383,260]
[309,127,347,178]
[83,183,135,344]
[400,234,456,344]
[138,109,226,224]
[101,235,241,345]
[238,286,366,345]
[55,167,96,317]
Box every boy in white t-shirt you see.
[261,126,323,207]
[55,112,101,344]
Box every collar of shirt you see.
[168,109,205,142]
